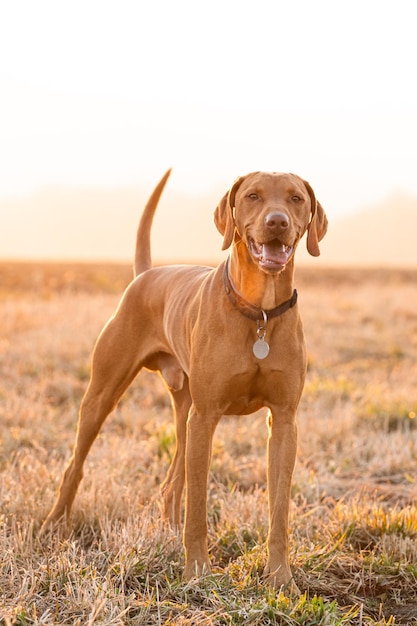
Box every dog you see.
[42,169,327,590]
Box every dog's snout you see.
[265,212,290,232]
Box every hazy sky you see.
[1,0,416,221]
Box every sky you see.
[0,0,416,261]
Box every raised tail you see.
[134,169,172,277]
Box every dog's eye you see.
[247,193,259,201]
[291,195,302,203]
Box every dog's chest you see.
[191,344,305,416]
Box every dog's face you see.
[214,172,328,274]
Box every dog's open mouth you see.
[248,238,294,271]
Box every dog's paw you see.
[183,559,212,582]
[262,564,300,595]
[38,511,68,537]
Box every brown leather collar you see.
[223,258,298,321]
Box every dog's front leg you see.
[183,407,218,580]
[263,410,299,592]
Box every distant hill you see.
[312,192,417,268]
[1,186,417,268]
[0,185,225,264]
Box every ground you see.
[0,261,416,624]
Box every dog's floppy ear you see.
[302,179,328,257]
[214,176,245,250]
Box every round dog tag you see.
[253,338,270,359]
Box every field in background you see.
[1,261,417,625]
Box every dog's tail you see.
[134,169,172,277]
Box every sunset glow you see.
[1,0,416,263]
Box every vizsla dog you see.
[42,169,327,590]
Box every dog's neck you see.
[228,243,295,311]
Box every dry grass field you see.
[1,261,417,625]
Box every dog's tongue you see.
[261,241,290,265]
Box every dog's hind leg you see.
[41,313,144,531]
[161,376,191,527]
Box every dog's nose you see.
[265,212,289,232]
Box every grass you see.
[1,261,417,624]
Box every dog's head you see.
[214,171,328,273]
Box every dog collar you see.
[222,258,298,322]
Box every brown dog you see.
[42,170,327,590]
